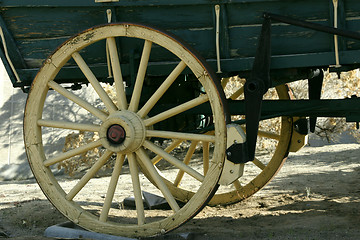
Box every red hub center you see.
[107,124,126,144]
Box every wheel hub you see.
[100,110,146,153]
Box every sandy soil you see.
[0,143,359,240]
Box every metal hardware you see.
[332,0,341,68]
[0,27,21,83]
[243,15,272,163]
[95,0,119,2]
[106,9,113,78]
[215,5,222,73]
[264,12,360,41]
[219,124,245,185]
[225,143,247,164]
[289,117,308,152]
[293,118,309,135]
[308,69,324,132]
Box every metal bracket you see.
[215,5,222,73]
[332,0,341,68]
[95,0,119,3]
[242,15,272,163]
[219,124,246,185]
[289,117,308,152]
[308,69,324,132]
[0,27,21,83]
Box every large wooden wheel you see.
[24,23,227,238]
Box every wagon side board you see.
[0,0,360,88]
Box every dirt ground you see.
[0,143,359,240]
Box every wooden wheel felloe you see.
[24,23,227,238]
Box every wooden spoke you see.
[252,157,266,170]
[233,180,242,191]
[257,130,281,141]
[44,140,102,167]
[143,140,204,182]
[173,141,198,187]
[221,77,230,88]
[129,40,152,112]
[146,130,215,143]
[136,148,180,212]
[137,61,187,118]
[48,81,108,121]
[229,86,244,100]
[241,126,281,141]
[128,153,145,225]
[143,94,209,127]
[202,141,210,175]
[72,52,118,113]
[37,119,100,132]
[107,37,128,110]
[151,139,183,165]
[100,154,126,222]
[66,150,113,201]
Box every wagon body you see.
[1,0,360,88]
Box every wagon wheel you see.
[24,23,227,238]
[208,82,293,205]
[162,82,293,206]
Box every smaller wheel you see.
[160,81,293,206]
[209,82,293,205]
[24,23,226,238]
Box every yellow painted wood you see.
[143,140,204,182]
[37,119,100,132]
[72,52,118,113]
[257,130,281,141]
[128,153,145,225]
[129,40,152,112]
[252,157,266,170]
[100,154,125,222]
[229,86,244,100]
[173,141,198,187]
[151,139,182,164]
[66,150,113,201]
[143,94,209,127]
[137,61,186,118]
[136,148,180,212]
[107,37,128,110]
[48,80,108,121]
[146,130,215,142]
[202,142,210,175]
[44,140,102,167]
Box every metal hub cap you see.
[107,124,126,144]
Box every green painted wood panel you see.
[0,0,360,87]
